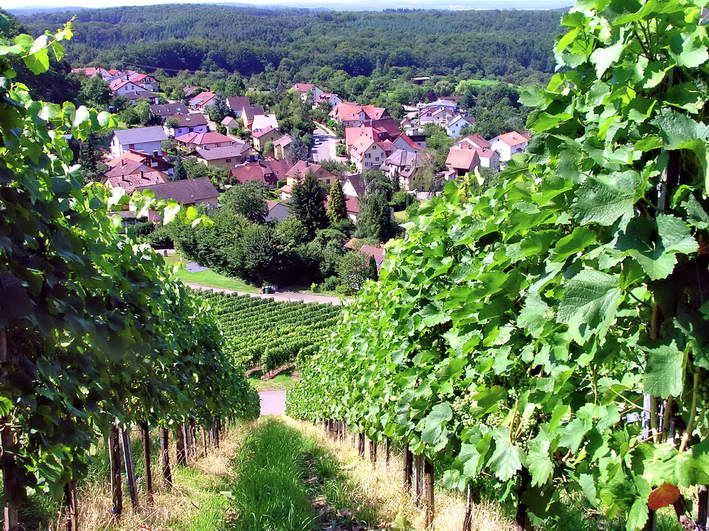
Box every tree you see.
[207,94,230,122]
[356,191,395,242]
[326,180,347,223]
[336,251,370,294]
[172,158,187,181]
[78,77,111,108]
[290,173,328,236]
[221,181,268,223]
[289,136,310,161]
[78,134,108,183]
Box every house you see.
[183,86,201,98]
[135,177,219,221]
[382,150,433,191]
[120,91,159,105]
[285,161,337,187]
[350,135,388,172]
[150,103,188,120]
[252,126,281,152]
[445,148,481,177]
[230,159,292,188]
[241,105,266,129]
[103,151,172,194]
[330,102,388,127]
[109,79,147,98]
[111,126,167,158]
[419,107,456,127]
[344,195,361,222]
[128,73,159,91]
[175,131,236,150]
[444,115,474,138]
[105,150,174,176]
[163,113,209,138]
[226,96,251,117]
[314,92,342,108]
[221,116,240,130]
[273,135,293,160]
[455,134,490,151]
[252,113,279,133]
[195,143,252,169]
[291,83,324,103]
[266,200,291,222]
[392,133,424,153]
[342,174,365,199]
[344,239,385,269]
[189,91,217,110]
[419,98,458,111]
[490,131,529,162]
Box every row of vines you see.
[288,1,709,530]
[203,292,340,370]
[0,20,259,530]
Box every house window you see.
[129,144,135,150]
[153,151,159,158]
[226,158,232,163]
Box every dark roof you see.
[167,113,208,127]
[150,103,188,117]
[113,126,166,145]
[344,174,365,197]
[135,177,218,204]
[196,143,251,161]
[226,96,250,111]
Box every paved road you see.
[185,282,350,306]
[259,390,286,415]
[311,124,345,163]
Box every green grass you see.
[225,419,378,530]
[248,374,298,391]
[165,255,259,293]
[170,466,233,531]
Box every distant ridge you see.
[8,6,86,15]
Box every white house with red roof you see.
[109,79,145,98]
[445,148,481,177]
[392,133,424,153]
[490,131,530,162]
[331,102,388,128]
[444,115,474,138]
[175,131,236,150]
[291,83,324,103]
[128,73,159,91]
[188,91,217,110]
[453,136,500,171]
[350,135,388,172]
[314,92,342,108]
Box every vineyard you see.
[0,23,258,530]
[288,2,709,531]
[202,292,341,370]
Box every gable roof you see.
[394,133,424,151]
[175,131,234,146]
[343,174,365,198]
[292,83,316,92]
[135,177,218,204]
[253,125,279,139]
[286,160,336,181]
[196,143,251,161]
[189,91,216,107]
[150,102,188,117]
[226,96,250,111]
[445,148,480,170]
[229,161,279,186]
[273,134,293,148]
[457,134,490,150]
[494,131,529,147]
[334,102,387,122]
[128,73,155,84]
[113,126,166,146]
[241,105,266,122]
[109,78,142,92]
[104,170,168,194]
[167,113,208,128]
[446,115,472,128]
[252,113,279,132]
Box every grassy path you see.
[224,418,378,530]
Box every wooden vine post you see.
[423,458,435,528]
[1,328,25,531]
[189,418,197,459]
[109,424,123,518]
[63,481,78,531]
[140,423,154,504]
[358,433,365,458]
[120,428,139,511]
[160,428,172,489]
[369,439,378,464]
[462,484,475,531]
[385,439,390,466]
[403,447,413,493]
[414,454,424,506]
[175,425,186,466]
[514,468,532,531]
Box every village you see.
[72,66,530,277]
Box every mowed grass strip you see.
[227,419,316,530]
[226,418,379,531]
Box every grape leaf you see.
[643,344,684,398]
[557,269,621,341]
[571,172,638,227]
[489,429,522,481]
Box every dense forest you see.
[21,5,563,87]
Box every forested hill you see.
[21,5,563,83]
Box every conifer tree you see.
[327,179,347,223]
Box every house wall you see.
[164,124,209,138]
[342,180,360,197]
[199,155,245,169]
[360,145,385,171]
[111,137,164,158]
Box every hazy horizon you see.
[6,0,571,11]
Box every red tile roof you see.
[286,160,336,182]
[229,159,292,187]
[252,126,278,139]
[446,148,481,170]
[495,131,529,147]
[333,102,386,122]
[292,83,316,92]
[457,134,491,150]
[105,170,168,194]
[176,131,235,147]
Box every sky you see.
[5,0,571,10]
